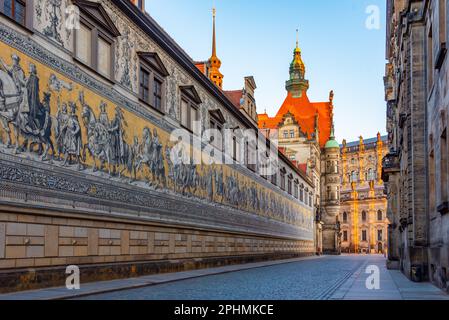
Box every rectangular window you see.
[280,173,286,191]
[139,68,150,104]
[287,179,292,195]
[439,0,447,44]
[362,230,367,242]
[153,78,163,111]
[181,99,189,128]
[429,149,436,215]
[209,119,223,151]
[440,129,448,202]
[3,0,26,26]
[271,173,277,186]
[343,231,348,242]
[181,98,198,133]
[300,188,304,202]
[294,184,298,199]
[290,130,295,138]
[283,131,288,139]
[378,230,383,241]
[76,23,92,66]
[97,37,111,78]
[232,136,237,161]
[428,25,434,89]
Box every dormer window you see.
[73,0,120,80]
[139,52,169,113]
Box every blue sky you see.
[146,0,387,142]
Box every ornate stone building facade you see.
[0,0,317,292]
[384,0,449,292]
[340,134,389,254]
[258,39,341,254]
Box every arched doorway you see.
[378,242,383,254]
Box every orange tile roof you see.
[297,163,308,175]
[224,90,243,109]
[258,91,332,148]
[194,62,207,75]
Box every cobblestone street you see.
[73,255,448,300]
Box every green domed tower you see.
[285,30,309,98]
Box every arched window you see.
[343,212,348,223]
[377,210,383,221]
[350,171,358,183]
[362,211,367,222]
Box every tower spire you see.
[296,28,299,49]
[208,6,224,89]
[212,7,217,57]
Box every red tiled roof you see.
[298,163,308,175]
[258,91,332,148]
[194,62,207,76]
[224,90,243,109]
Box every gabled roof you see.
[73,0,121,37]
[258,91,332,148]
[180,85,202,104]
[138,52,170,77]
[209,108,226,124]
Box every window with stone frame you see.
[436,0,447,70]
[377,229,383,241]
[362,210,367,222]
[300,185,304,202]
[180,93,199,133]
[287,175,293,195]
[343,230,348,242]
[362,230,367,242]
[440,128,448,204]
[343,212,348,223]
[293,180,299,199]
[1,0,33,30]
[138,53,169,114]
[290,130,295,138]
[280,169,286,191]
[428,24,434,89]
[271,172,277,186]
[209,109,226,152]
[429,147,436,215]
[73,0,120,80]
[2,0,26,26]
[377,210,383,221]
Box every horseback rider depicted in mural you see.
[0,54,25,94]
[98,101,109,128]
[0,56,54,157]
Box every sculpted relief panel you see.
[0,42,314,233]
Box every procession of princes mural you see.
[0,52,313,230]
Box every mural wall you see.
[0,42,313,236]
